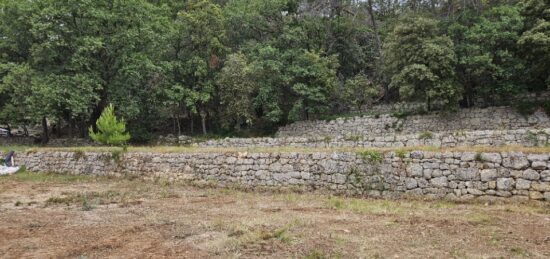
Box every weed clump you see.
[395,149,407,159]
[357,150,382,163]
[73,150,85,160]
[475,152,483,162]
[418,131,434,140]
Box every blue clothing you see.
[3,151,14,167]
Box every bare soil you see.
[1,173,549,258]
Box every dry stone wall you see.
[276,107,550,138]
[199,129,550,148]
[15,150,550,201]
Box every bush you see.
[357,150,382,163]
[418,131,434,140]
[88,104,131,146]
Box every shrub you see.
[392,110,410,119]
[475,152,483,162]
[88,104,130,146]
[418,131,434,140]
[357,150,382,163]
[395,149,407,159]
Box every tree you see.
[216,53,256,131]
[448,6,525,106]
[384,15,460,110]
[518,0,550,89]
[174,0,227,135]
[342,73,382,111]
[88,104,130,146]
[27,0,169,140]
[287,50,339,121]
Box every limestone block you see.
[456,168,479,181]
[406,164,423,177]
[460,152,477,162]
[496,178,515,190]
[480,169,498,182]
[531,183,550,192]
[515,179,531,190]
[405,178,418,190]
[502,153,530,170]
[541,170,550,181]
[480,153,502,164]
[531,161,547,170]
[522,169,540,180]
[529,191,544,200]
[430,176,448,188]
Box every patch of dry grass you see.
[19,144,550,154]
[1,174,549,258]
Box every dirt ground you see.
[0,173,549,259]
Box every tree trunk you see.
[41,116,49,145]
[367,0,387,101]
[6,124,12,138]
[23,125,28,137]
[57,117,62,137]
[190,114,194,135]
[176,116,181,136]
[200,115,207,135]
[199,108,207,135]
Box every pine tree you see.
[88,104,130,146]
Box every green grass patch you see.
[1,171,92,184]
[0,145,34,152]
[326,197,404,215]
[303,249,327,259]
[45,190,124,208]
[395,149,407,159]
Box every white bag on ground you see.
[0,166,20,175]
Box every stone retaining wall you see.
[15,150,550,201]
[277,107,550,138]
[199,129,550,148]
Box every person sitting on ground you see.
[1,151,15,167]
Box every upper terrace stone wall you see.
[277,107,550,138]
[198,129,550,148]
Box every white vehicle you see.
[0,128,9,137]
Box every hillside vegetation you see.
[1,0,548,142]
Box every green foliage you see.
[0,0,548,139]
[217,53,256,130]
[111,149,124,163]
[385,15,461,110]
[518,0,550,89]
[170,0,227,134]
[342,73,382,111]
[357,150,382,163]
[515,101,540,116]
[418,131,434,140]
[448,6,526,105]
[287,51,339,121]
[88,105,130,146]
[514,100,550,117]
[392,110,410,119]
[73,151,85,161]
[395,150,407,159]
[475,152,483,162]
[345,135,363,142]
